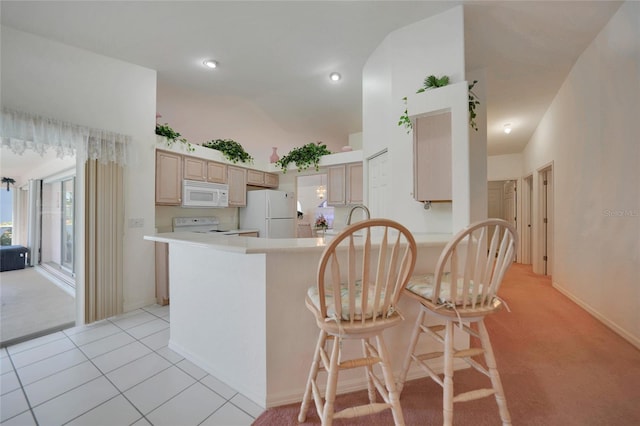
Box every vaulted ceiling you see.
[0,0,622,178]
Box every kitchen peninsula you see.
[144,231,453,408]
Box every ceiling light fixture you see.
[329,72,341,82]
[503,123,512,134]
[203,59,218,69]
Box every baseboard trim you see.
[552,281,640,349]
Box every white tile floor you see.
[0,304,264,425]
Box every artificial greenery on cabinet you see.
[201,139,254,164]
[398,75,480,133]
[275,142,332,173]
[155,122,194,152]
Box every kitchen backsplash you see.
[155,206,239,232]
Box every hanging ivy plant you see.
[398,76,480,133]
[155,122,194,152]
[468,80,480,132]
[276,142,332,173]
[201,139,254,164]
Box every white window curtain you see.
[0,108,131,166]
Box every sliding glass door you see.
[61,178,74,272]
[40,175,75,282]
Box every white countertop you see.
[144,231,452,254]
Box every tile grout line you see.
[5,305,256,425]
[60,329,150,426]
[3,350,39,426]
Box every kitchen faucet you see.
[346,204,371,225]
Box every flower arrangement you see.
[315,214,329,230]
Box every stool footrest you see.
[339,356,381,369]
[334,402,391,419]
[454,348,485,358]
[453,388,496,403]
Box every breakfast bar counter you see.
[144,231,453,408]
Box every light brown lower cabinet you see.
[155,242,169,306]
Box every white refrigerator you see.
[239,190,296,238]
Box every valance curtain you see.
[0,108,131,166]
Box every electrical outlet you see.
[128,218,144,228]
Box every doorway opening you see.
[488,179,517,260]
[296,173,333,235]
[0,150,77,347]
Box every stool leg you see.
[362,338,376,403]
[442,321,454,426]
[321,335,341,426]
[299,330,327,422]
[478,321,511,426]
[398,308,426,393]
[376,334,405,426]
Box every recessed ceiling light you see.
[503,123,512,134]
[203,59,218,69]
[329,72,341,82]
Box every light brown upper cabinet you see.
[183,156,207,181]
[206,162,227,184]
[413,111,452,202]
[327,162,363,206]
[227,166,247,207]
[156,150,183,205]
[247,169,279,188]
[184,155,228,184]
[264,172,279,188]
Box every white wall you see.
[362,6,478,234]
[488,153,523,181]
[1,26,158,317]
[522,1,640,347]
[156,82,345,167]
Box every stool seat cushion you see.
[406,273,487,306]
[307,281,388,321]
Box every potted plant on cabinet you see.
[155,119,194,152]
[398,75,480,133]
[201,139,254,164]
[275,142,332,173]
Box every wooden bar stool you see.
[298,219,417,426]
[398,219,518,426]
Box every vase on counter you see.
[270,147,279,163]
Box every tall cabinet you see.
[413,111,452,203]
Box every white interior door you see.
[368,150,389,218]
[521,175,533,264]
[503,180,517,229]
[488,181,504,219]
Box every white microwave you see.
[182,180,229,208]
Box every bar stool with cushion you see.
[398,218,518,426]
[298,218,417,426]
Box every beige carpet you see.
[0,266,75,346]
[254,264,640,425]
